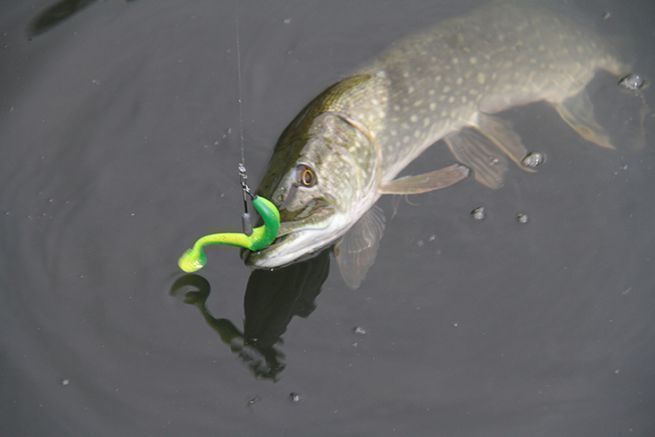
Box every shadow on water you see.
[169,249,331,381]
[28,0,137,37]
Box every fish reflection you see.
[170,249,330,381]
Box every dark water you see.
[2,1,655,435]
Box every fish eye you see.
[296,164,317,187]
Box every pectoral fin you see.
[445,127,509,189]
[553,91,614,149]
[333,206,385,289]
[379,163,470,195]
[476,113,534,172]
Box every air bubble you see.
[60,378,70,386]
[522,152,544,168]
[516,213,529,224]
[471,207,486,221]
[619,73,645,91]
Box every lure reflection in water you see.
[170,249,330,381]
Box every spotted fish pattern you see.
[247,0,628,286]
[356,0,627,188]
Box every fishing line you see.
[234,1,253,235]
[235,1,246,166]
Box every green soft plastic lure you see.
[178,196,280,273]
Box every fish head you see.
[244,99,380,269]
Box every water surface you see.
[1,0,654,435]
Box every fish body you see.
[245,0,628,285]
[363,1,626,182]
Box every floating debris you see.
[289,392,302,403]
[246,396,260,407]
[471,207,486,221]
[522,152,545,169]
[516,212,529,224]
[619,73,645,91]
[602,11,611,20]
[416,239,425,247]
[428,234,436,242]
[60,378,70,386]
[283,18,292,24]
[353,326,367,335]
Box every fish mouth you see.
[243,210,342,269]
[243,231,320,269]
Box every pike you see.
[244,0,629,287]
